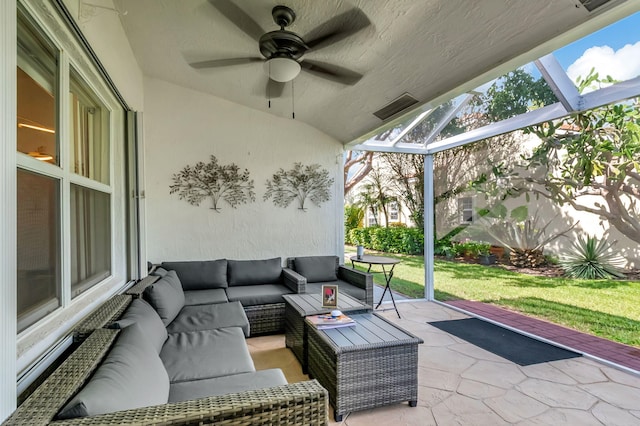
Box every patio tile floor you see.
[246,300,640,425]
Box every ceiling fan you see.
[190,0,371,98]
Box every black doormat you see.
[428,318,581,366]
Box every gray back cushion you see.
[227,258,282,286]
[293,256,338,283]
[109,298,167,353]
[161,260,228,290]
[57,323,169,419]
[143,270,185,326]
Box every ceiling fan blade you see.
[266,79,285,99]
[190,57,263,69]
[300,60,363,85]
[207,0,265,41]
[304,8,371,52]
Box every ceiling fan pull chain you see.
[268,62,272,109]
[292,79,295,119]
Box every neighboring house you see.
[350,125,640,268]
[348,154,416,228]
[435,129,640,268]
[362,200,409,227]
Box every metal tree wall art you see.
[264,163,334,210]
[170,155,255,212]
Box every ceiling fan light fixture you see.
[264,57,300,82]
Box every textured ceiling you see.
[114,0,629,143]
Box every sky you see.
[554,11,640,87]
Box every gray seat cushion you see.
[162,260,228,290]
[183,288,228,306]
[166,301,250,337]
[168,369,287,403]
[160,327,255,383]
[57,323,170,419]
[306,280,366,303]
[292,256,338,283]
[226,284,292,306]
[144,270,185,326]
[227,258,282,286]
[109,298,167,353]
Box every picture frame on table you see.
[322,284,338,308]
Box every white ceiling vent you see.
[373,93,419,121]
[579,0,616,12]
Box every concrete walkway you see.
[247,300,640,425]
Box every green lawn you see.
[344,247,640,347]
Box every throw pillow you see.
[143,270,185,326]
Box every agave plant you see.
[479,206,577,268]
[560,235,626,279]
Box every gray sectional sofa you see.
[4,270,328,425]
[57,295,289,420]
[5,256,372,425]
[153,257,306,335]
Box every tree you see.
[480,70,640,245]
[481,69,557,121]
[344,151,373,196]
[380,153,424,228]
[357,169,395,226]
[378,107,518,231]
[264,163,334,210]
[170,155,255,212]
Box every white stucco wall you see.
[143,77,344,263]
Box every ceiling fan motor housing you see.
[191,2,369,89]
[259,30,308,60]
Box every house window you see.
[17,170,60,332]
[368,207,378,226]
[17,12,57,165]
[458,197,474,224]
[389,201,399,221]
[70,67,110,184]
[70,185,111,298]
[16,7,117,332]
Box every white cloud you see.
[567,42,640,92]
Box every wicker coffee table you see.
[306,312,423,421]
[283,293,371,372]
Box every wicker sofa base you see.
[244,303,286,335]
[5,329,328,425]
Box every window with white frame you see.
[368,207,378,226]
[389,201,399,222]
[16,6,121,333]
[458,196,474,224]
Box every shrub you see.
[344,205,364,245]
[456,240,491,257]
[559,235,626,279]
[348,227,424,255]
